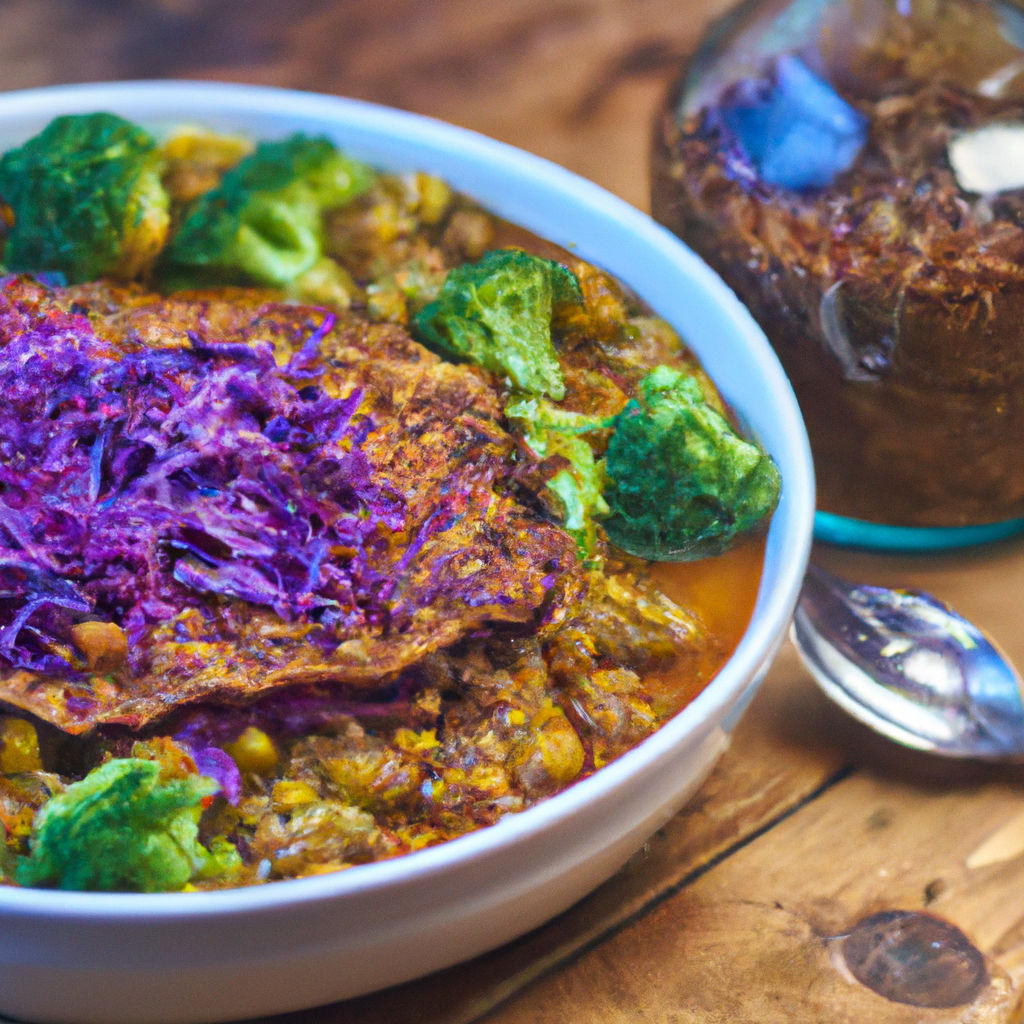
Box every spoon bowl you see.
[792,565,1024,758]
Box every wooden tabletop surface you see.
[6,1,1024,1021]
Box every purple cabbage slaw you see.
[0,279,408,681]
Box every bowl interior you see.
[0,81,815,916]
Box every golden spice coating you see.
[0,279,579,733]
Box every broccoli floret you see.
[17,758,220,892]
[603,365,781,560]
[545,438,610,560]
[414,249,582,399]
[505,394,616,441]
[163,133,373,288]
[193,836,244,883]
[506,395,613,559]
[0,113,170,283]
[286,255,358,310]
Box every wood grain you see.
[485,756,1024,1024]
[0,0,732,210]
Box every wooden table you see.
[6,2,1024,1021]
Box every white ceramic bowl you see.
[0,81,815,1024]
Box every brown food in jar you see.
[653,75,1024,527]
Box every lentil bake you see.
[0,114,779,891]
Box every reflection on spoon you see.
[791,565,1024,758]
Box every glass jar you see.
[652,0,1024,547]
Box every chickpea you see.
[271,780,319,813]
[224,727,279,775]
[415,173,452,226]
[443,210,494,263]
[535,715,585,784]
[71,621,128,674]
[0,716,42,774]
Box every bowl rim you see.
[0,79,815,920]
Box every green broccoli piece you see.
[506,395,613,559]
[603,365,781,560]
[505,394,616,442]
[193,835,244,883]
[414,249,582,399]
[162,133,372,288]
[545,438,610,560]
[0,113,170,284]
[17,758,219,892]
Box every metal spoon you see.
[791,564,1024,758]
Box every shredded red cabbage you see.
[0,280,405,678]
[181,743,242,805]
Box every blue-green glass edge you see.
[814,510,1024,551]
